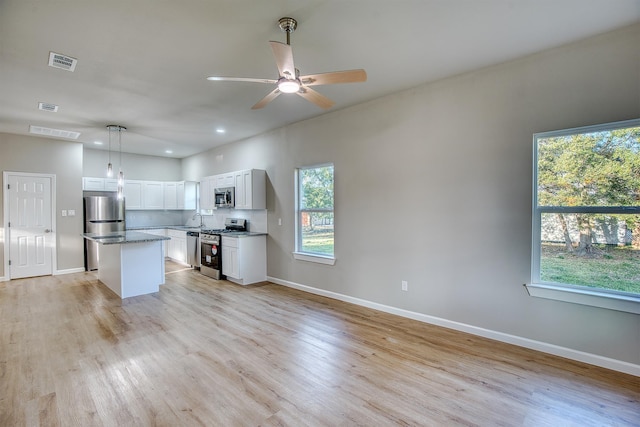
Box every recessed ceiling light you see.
[94,141,103,145]
[165,150,173,154]
[216,128,225,134]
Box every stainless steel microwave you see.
[214,187,235,208]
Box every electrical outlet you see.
[68,209,76,216]
[401,280,408,291]
[278,218,282,226]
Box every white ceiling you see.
[1,0,639,158]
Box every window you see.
[529,119,640,313]
[294,164,335,264]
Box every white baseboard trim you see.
[267,275,640,377]
[54,267,85,276]
[0,276,7,282]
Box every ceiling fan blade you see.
[296,87,335,109]
[300,69,367,86]
[207,76,277,84]
[270,41,296,79]
[252,88,281,110]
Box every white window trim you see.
[293,252,336,265]
[530,118,640,313]
[525,283,640,314]
[294,163,335,264]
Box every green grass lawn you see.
[541,244,640,293]
[301,228,334,255]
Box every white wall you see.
[84,148,182,181]
[182,24,640,369]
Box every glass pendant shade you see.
[107,124,126,197]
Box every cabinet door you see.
[228,247,239,278]
[233,169,265,210]
[222,237,240,278]
[144,181,164,209]
[234,171,246,209]
[221,246,231,275]
[83,177,105,191]
[183,181,197,210]
[123,180,143,209]
[200,177,215,210]
[104,179,118,192]
[222,246,239,279]
[214,173,234,188]
[164,182,178,209]
[241,170,252,209]
[176,182,185,209]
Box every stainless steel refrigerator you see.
[84,196,125,270]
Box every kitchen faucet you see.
[192,212,204,227]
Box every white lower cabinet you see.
[142,228,167,258]
[166,229,187,264]
[221,235,266,285]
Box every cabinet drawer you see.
[222,236,238,248]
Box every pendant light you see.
[106,126,113,177]
[107,125,126,199]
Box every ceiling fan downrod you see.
[278,17,297,45]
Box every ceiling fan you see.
[207,17,367,110]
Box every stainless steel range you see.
[199,232,222,279]
[199,218,248,280]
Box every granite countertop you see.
[83,230,170,245]
[126,225,267,237]
[126,225,201,231]
[219,232,267,237]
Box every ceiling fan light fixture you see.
[278,79,300,93]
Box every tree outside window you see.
[297,164,334,257]
[533,120,639,295]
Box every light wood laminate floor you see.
[1,262,638,426]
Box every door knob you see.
[45,229,52,233]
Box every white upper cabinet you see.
[164,182,178,210]
[82,177,118,192]
[104,179,118,192]
[143,181,164,209]
[85,177,197,210]
[199,176,215,210]
[178,181,197,210]
[234,169,266,210]
[198,169,266,211]
[215,173,235,188]
[123,180,144,209]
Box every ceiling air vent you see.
[38,102,59,112]
[29,125,80,140]
[48,51,77,72]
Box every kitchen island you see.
[83,231,170,298]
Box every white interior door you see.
[7,174,53,279]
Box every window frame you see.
[293,163,336,265]
[527,118,640,314]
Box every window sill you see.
[525,283,640,314]
[293,252,336,265]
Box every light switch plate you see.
[61,210,67,217]
[68,209,76,216]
